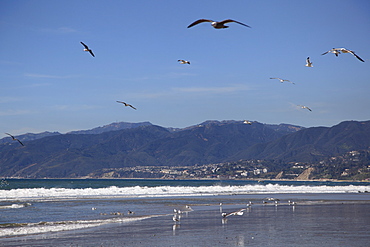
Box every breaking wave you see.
[1,184,369,201]
[0,215,155,238]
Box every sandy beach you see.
[1,193,369,247]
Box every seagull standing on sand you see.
[178,59,190,64]
[288,200,297,205]
[80,42,95,57]
[116,101,137,110]
[270,77,295,85]
[173,209,181,224]
[5,133,24,146]
[266,197,279,201]
[298,105,312,111]
[172,215,180,223]
[305,57,313,67]
[321,48,364,62]
[173,209,182,214]
[187,19,251,29]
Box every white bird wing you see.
[299,105,312,111]
[223,212,235,217]
[306,57,313,67]
[223,208,246,217]
[270,77,286,83]
[236,209,246,215]
[321,48,337,55]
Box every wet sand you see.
[1,195,370,246]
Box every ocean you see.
[1,179,370,246]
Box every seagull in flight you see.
[321,48,341,57]
[321,48,364,62]
[187,19,251,29]
[178,59,190,64]
[116,101,137,110]
[288,200,297,205]
[243,120,252,125]
[305,57,313,67]
[80,42,95,57]
[298,105,312,111]
[270,77,295,84]
[222,208,246,218]
[5,133,24,146]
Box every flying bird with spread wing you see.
[187,19,251,29]
[298,105,312,111]
[321,48,364,62]
[243,120,252,125]
[222,209,246,218]
[116,101,137,110]
[80,42,95,57]
[5,133,24,146]
[305,57,313,67]
[178,59,190,64]
[270,77,295,84]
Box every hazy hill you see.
[1,120,369,178]
[66,121,153,135]
[0,125,171,178]
[0,131,61,145]
[233,120,370,162]
[127,121,290,166]
[0,121,294,178]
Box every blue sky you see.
[1,0,369,137]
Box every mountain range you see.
[1,120,369,178]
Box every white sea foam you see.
[0,215,155,238]
[1,184,369,201]
[0,203,31,209]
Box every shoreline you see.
[1,195,370,247]
[3,177,370,183]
